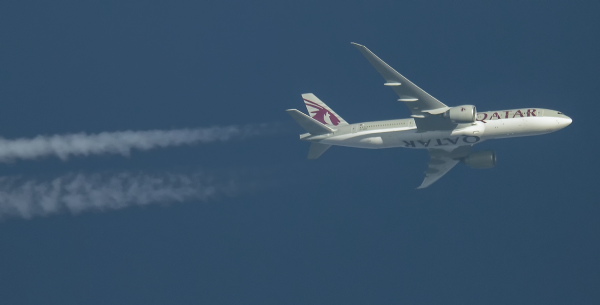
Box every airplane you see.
[286,43,572,188]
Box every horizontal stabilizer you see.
[286,109,334,135]
[308,143,331,159]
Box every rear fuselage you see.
[304,108,572,149]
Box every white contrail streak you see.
[0,170,255,219]
[0,124,273,162]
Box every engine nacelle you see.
[444,105,477,123]
[464,151,496,169]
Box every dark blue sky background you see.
[1,1,599,304]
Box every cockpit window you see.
[558,112,563,114]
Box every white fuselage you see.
[308,108,572,149]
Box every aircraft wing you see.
[417,146,471,189]
[351,43,448,116]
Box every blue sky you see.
[1,1,599,304]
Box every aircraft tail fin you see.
[307,143,331,159]
[286,109,333,135]
[302,93,348,127]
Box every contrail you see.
[0,170,262,219]
[0,124,275,162]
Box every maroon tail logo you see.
[303,99,340,126]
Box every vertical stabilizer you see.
[307,143,331,159]
[302,93,348,127]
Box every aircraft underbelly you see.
[322,129,483,149]
[482,117,557,139]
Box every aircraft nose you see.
[557,117,572,128]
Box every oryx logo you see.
[303,99,341,126]
[461,107,466,112]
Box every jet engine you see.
[444,105,477,123]
[463,150,496,169]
